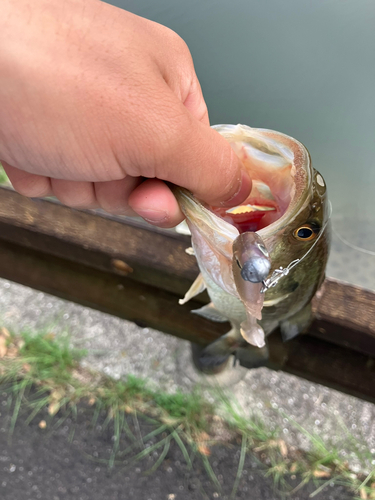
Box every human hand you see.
[0,0,251,227]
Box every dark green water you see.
[107,0,375,288]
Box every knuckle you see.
[165,27,189,51]
[161,28,193,70]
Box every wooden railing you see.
[0,187,374,402]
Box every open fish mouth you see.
[217,198,277,234]
[209,124,310,236]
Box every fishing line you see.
[261,201,333,293]
[332,226,375,257]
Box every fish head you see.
[259,165,331,305]
[210,124,331,307]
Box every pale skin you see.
[0,0,251,228]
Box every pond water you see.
[108,0,375,290]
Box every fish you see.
[175,124,331,370]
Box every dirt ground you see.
[0,388,354,500]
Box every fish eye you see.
[293,225,317,241]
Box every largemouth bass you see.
[175,124,331,369]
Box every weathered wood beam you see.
[0,187,197,298]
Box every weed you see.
[19,330,85,383]
[230,434,247,499]
[0,327,374,498]
[0,163,9,185]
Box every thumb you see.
[155,114,252,208]
[181,122,252,207]
[166,77,252,206]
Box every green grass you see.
[20,330,85,381]
[1,327,374,498]
[0,163,9,185]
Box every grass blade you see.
[357,468,375,490]
[109,408,122,468]
[309,479,335,498]
[145,435,172,474]
[131,436,170,464]
[231,434,247,499]
[171,429,192,470]
[132,411,144,448]
[91,400,102,429]
[68,425,76,444]
[117,424,169,459]
[200,453,222,492]
[10,383,27,435]
[24,397,49,425]
[121,414,137,444]
[142,424,169,443]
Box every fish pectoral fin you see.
[179,273,206,305]
[191,303,228,323]
[240,319,266,348]
[263,293,291,307]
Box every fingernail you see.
[133,208,169,223]
[219,170,252,207]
